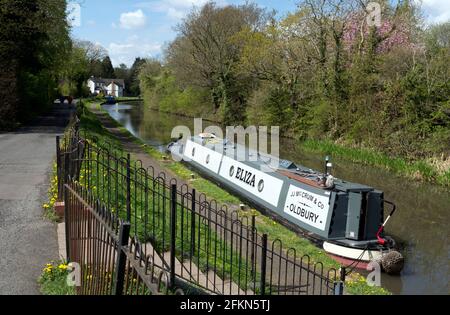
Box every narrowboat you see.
[168,133,404,274]
[105,95,116,104]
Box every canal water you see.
[103,102,449,295]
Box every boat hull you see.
[323,241,384,270]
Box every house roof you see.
[89,77,125,87]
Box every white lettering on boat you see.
[219,156,283,207]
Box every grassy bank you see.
[79,98,390,295]
[301,139,450,187]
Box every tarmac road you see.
[0,103,74,295]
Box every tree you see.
[166,1,272,123]
[139,58,163,90]
[0,0,71,129]
[114,64,129,81]
[101,56,115,78]
[128,58,146,96]
[73,40,109,78]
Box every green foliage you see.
[38,261,75,295]
[42,161,60,222]
[142,71,213,118]
[345,275,391,295]
[101,56,115,78]
[0,0,71,129]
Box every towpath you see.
[0,102,74,294]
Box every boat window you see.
[229,166,235,177]
[192,147,195,157]
[206,154,210,164]
[258,180,265,192]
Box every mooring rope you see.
[344,244,370,276]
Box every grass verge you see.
[42,162,61,222]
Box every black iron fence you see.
[64,181,177,295]
[57,126,345,295]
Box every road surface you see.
[0,103,73,294]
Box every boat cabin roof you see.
[191,135,375,193]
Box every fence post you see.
[251,215,256,279]
[126,153,131,222]
[64,184,70,262]
[190,189,196,257]
[170,184,177,289]
[113,222,131,295]
[260,234,268,295]
[56,136,61,200]
[334,267,346,295]
[64,149,70,186]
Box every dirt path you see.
[0,102,74,294]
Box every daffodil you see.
[58,264,68,271]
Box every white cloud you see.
[136,0,226,20]
[108,36,161,67]
[119,9,147,29]
[419,0,450,24]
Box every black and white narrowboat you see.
[168,133,404,274]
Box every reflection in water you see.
[103,103,450,295]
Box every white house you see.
[87,77,125,97]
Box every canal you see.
[102,102,449,295]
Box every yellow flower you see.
[58,264,68,271]
[43,264,54,273]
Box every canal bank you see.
[94,100,449,295]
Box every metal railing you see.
[63,181,182,295]
[57,126,344,295]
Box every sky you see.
[69,0,450,68]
